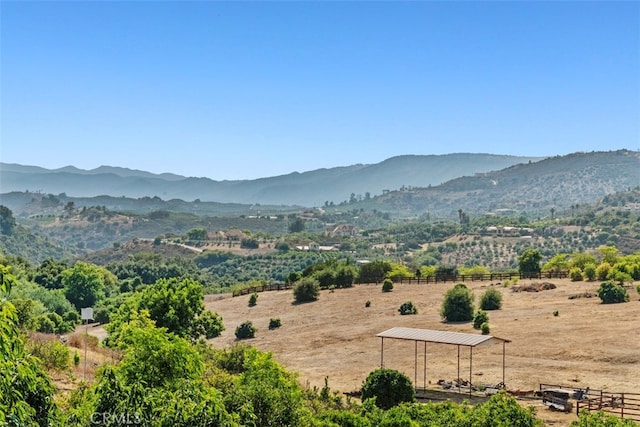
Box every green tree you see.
[114,318,204,388]
[293,277,320,303]
[479,288,503,310]
[248,292,258,307]
[518,249,542,276]
[235,321,256,339]
[570,252,598,270]
[358,261,392,284]
[569,267,584,281]
[334,265,357,288]
[62,261,112,310]
[0,205,16,235]
[597,281,629,304]
[33,258,68,289]
[473,310,489,329]
[441,283,474,322]
[361,368,415,409]
[598,245,620,265]
[542,253,570,273]
[398,301,417,315]
[186,228,207,242]
[583,263,597,281]
[0,265,59,426]
[107,277,224,342]
[231,348,306,426]
[596,262,612,281]
[288,217,305,233]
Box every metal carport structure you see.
[376,327,511,395]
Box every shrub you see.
[479,288,502,310]
[26,334,70,371]
[569,267,584,281]
[293,277,320,303]
[441,283,474,322]
[268,318,281,330]
[73,350,81,366]
[583,263,597,281]
[596,262,612,281]
[610,270,633,285]
[235,321,256,339]
[553,310,559,317]
[480,322,490,335]
[382,279,394,292]
[398,301,417,315]
[365,300,371,308]
[473,310,489,329]
[248,292,258,307]
[637,284,640,296]
[361,368,415,409]
[597,281,629,304]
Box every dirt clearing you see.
[206,279,640,425]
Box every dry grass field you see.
[206,279,640,426]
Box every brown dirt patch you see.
[206,279,640,426]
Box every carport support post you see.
[380,337,384,368]
[414,341,418,388]
[469,346,473,397]
[423,341,427,390]
[457,345,461,394]
[502,341,506,385]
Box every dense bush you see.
[596,262,612,281]
[479,288,502,310]
[583,263,597,281]
[473,310,489,329]
[293,277,320,303]
[235,321,256,339]
[480,322,490,335]
[268,318,281,329]
[597,281,629,304]
[569,267,584,281]
[361,368,415,409]
[248,292,258,307]
[382,279,394,292]
[398,301,417,315]
[441,283,474,322]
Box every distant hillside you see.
[366,150,640,218]
[0,153,543,207]
[0,210,77,263]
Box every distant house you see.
[485,226,536,237]
[295,242,337,252]
[326,223,356,237]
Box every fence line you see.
[540,383,640,422]
[232,271,570,297]
[398,271,568,284]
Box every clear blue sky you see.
[1,1,638,180]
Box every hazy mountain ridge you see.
[372,150,640,217]
[0,153,543,206]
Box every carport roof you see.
[376,327,511,347]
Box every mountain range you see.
[1,150,638,219]
[1,153,543,207]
